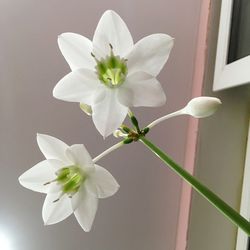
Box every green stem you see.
[140,136,250,235]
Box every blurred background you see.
[0,1,202,250]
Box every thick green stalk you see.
[140,136,250,235]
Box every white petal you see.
[53,69,101,105]
[127,34,174,76]
[42,193,73,225]
[37,134,69,163]
[47,159,65,170]
[58,32,95,71]
[65,144,94,171]
[71,185,85,211]
[92,89,128,137]
[118,72,166,107]
[86,165,119,198]
[74,190,98,232]
[93,10,133,58]
[19,160,55,193]
[47,182,62,193]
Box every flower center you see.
[44,165,86,202]
[92,44,128,88]
[56,166,86,194]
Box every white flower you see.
[53,10,174,137]
[18,134,119,231]
[183,96,222,118]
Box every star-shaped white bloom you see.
[53,10,174,137]
[19,134,119,231]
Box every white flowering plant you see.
[19,10,250,235]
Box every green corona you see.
[92,44,128,88]
[45,165,87,202]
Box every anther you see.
[109,43,113,50]
[91,52,100,63]
[53,193,64,203]
[43,179,56,186]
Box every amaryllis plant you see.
[19,10,250,236]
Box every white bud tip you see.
[80,103,92,116]
[113,130,121,138]
[185,96,222,118]
[113,129,127,138]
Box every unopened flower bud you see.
[80,103,92,116]
[113,129,127,138]
[120,125,131,133]
[184,97,222,118]
[130,116,139,128]
[142,127,150,135]
[123,138,134,144]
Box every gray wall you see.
[187,1,250,249]
[0,1,202,249]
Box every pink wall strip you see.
[175,1,211,250]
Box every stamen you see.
[91,52,100,64]
[109,43,113,50]
[53,193,64,203]
[43,179,57,186]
